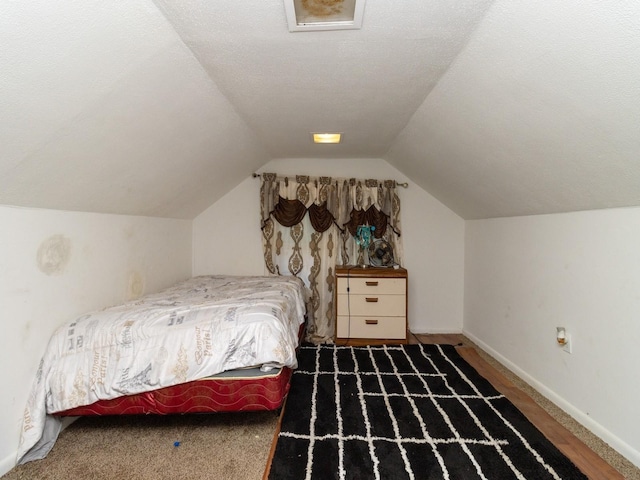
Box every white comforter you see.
[18,275,308,463]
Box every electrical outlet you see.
[562,334,572,354]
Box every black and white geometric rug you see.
[268,344,588,480]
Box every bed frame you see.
[55,366,293,416]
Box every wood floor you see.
[410,333,623,479]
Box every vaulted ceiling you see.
[1,1,639,219]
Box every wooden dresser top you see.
[335,265,407,278]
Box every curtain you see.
[260,173,403,343]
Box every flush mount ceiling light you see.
[284,0,365,32]
[312,133,342,144]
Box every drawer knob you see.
[365,297,379,303]
[365,319,378,325]
[365,281,379,286]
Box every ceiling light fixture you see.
[313,133,342,144]
[284,0,365,32]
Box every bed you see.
[17,275,308,464]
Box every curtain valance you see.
[260,173,402,238]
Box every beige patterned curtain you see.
[260,173,403,343]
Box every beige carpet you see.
[2,412,279,480]
[3,338,639,480]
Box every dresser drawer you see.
[337,277,406,295]
[336,316,406,339]
[337,293,406,317]
[338,295,407,317]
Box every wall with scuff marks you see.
[464,207,640,467]
[0,205,192,475]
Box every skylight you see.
[284,0,365,32]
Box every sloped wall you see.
[0,205,191,475]
[193,158,465,335]
[464,207,640,467]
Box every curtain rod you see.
[252,173,408,188]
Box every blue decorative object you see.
[355,225,375,266]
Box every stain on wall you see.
[36,235,72,275]
[22,321,32,346]
[127,271,145,300]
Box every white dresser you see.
[335,266,408,344]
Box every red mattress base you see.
[55,367,293,416]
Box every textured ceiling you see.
[387,0,640,219]
[1,0,639,219]
[153,0,493,159]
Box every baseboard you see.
[1,452,15,477]
[410,328,463,334]
[463,329,640,469]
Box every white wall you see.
[192,176,264,276]
[464,207,640,467]
[193,158,465,334]
[0,205,192,475]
